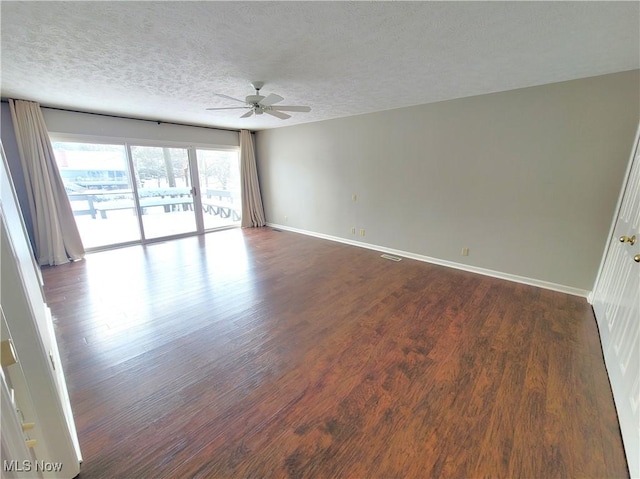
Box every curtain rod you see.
[0,98,245,134]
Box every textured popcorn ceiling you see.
[1,2,638,131]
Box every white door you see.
[592,124,640,478]
[0,142,81,478]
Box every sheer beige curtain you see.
[9,99,84,265]
[239,130,266,227]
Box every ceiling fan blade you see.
[240,110,253,118]
[206,106,250,111]
[259,93,284,107]
[214,93,246,104]
[265,109,291,120]
[271,106,311,112]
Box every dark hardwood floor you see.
[42,227,628,478]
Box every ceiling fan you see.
[206,81,311,119]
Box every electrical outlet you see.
[351,227,356,235]
[360,229,366,237]
[461,247,469,256]
[352,193,357,201]
[284,215,288,222]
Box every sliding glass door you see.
[51,141,141,249]
[196,149,241,230]
[130,146,197,240]
[51,139,240,250]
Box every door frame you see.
[590,123,640,478]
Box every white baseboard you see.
[267,223,591,298]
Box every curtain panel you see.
[239,130,266,227]
[9,99,84,265]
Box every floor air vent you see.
[381,254,402,262]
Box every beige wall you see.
[256,71,640,291]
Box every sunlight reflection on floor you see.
[78,229,255,361]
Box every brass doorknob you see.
[635,254,640,263]
[619,235,637,245]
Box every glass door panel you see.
[196,149,241,229]
[130,146,197,240]
[52,141,141,249]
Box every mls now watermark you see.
[4,460,64,473]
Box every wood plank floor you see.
[42,227,628,478]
